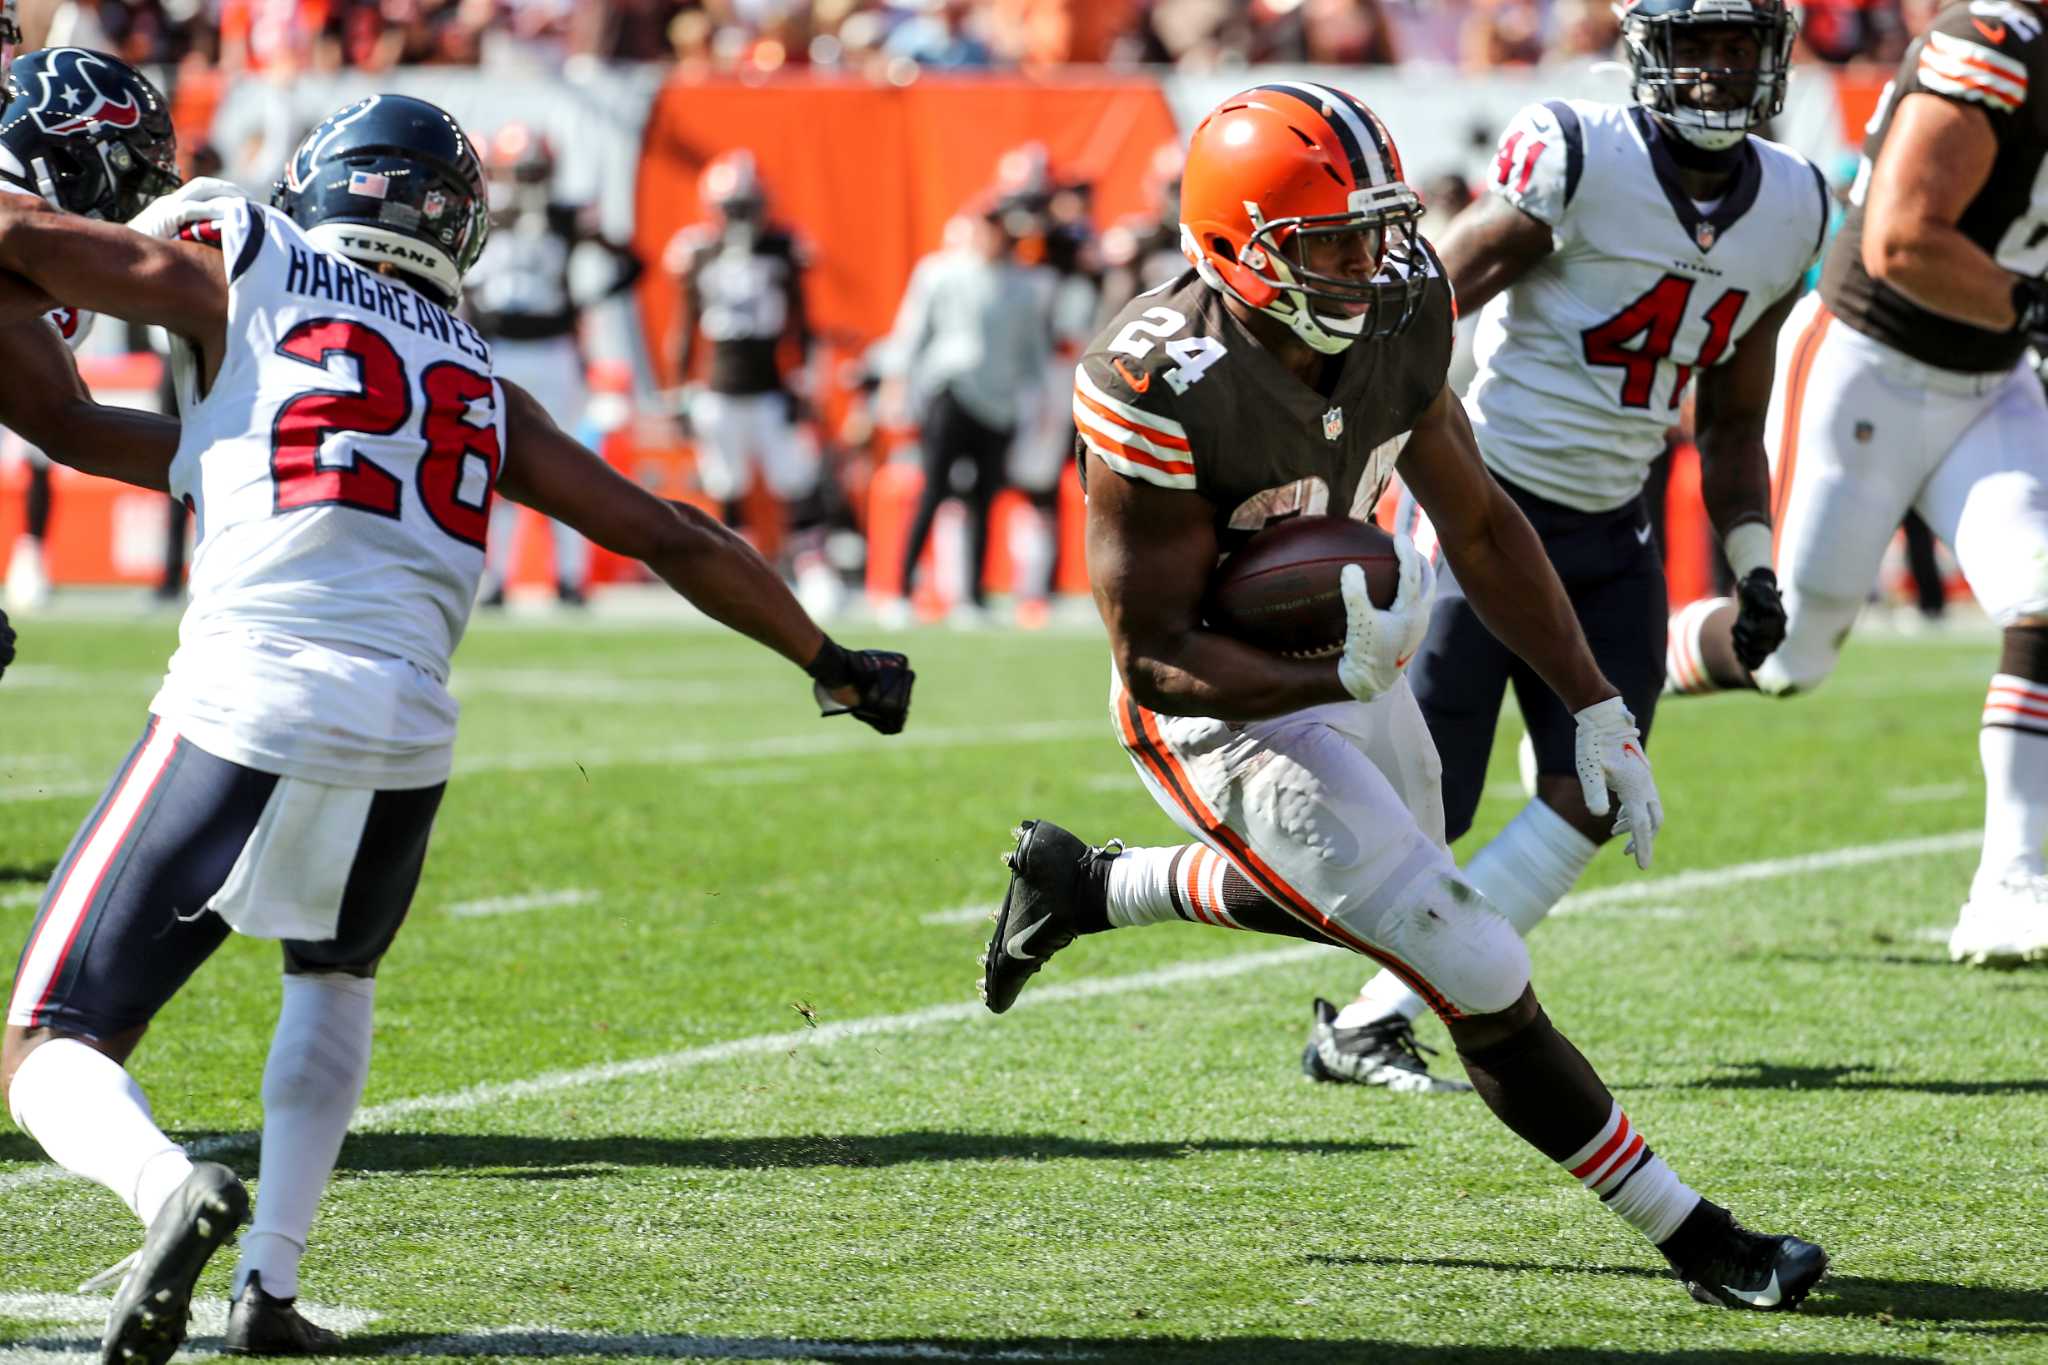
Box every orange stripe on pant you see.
[1113,688,1462,1020]
[1771,302,1833,565]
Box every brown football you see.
[1204,516,1398,659]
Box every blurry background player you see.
[1094,141,1186,325]
[0,42,181,612]
[1004,144,1097,628]
[666,151,836,613]
[877,171,1054,624]
[468,121,641,607]
[1298,0,1820,1090]
[1666,0,2048,966]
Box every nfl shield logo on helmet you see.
[1323,407,1344,441]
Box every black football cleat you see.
[102,1162,250,1365]
[1659,1200,1829,1311]
[979,820,1115,1014]
[1300,997,1473,1094]
[225,1271,342,1356]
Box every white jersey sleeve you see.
[1485,101,1583,248]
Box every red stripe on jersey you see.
[1075,414,1196,478]
[1073,387,1193,452]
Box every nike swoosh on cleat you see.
[1005,916,1054,959]
[1723,1270,1782,1308]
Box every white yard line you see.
[1554,830,1977,914]
[0,782,104,806]
[919,903,997,927]
[1885,781,1975,804]
[445,888,601,919]
[1,888,46,910]
[448,670,749,705]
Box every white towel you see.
[207,778,374,942]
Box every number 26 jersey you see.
[152,197,506,788]
[1466,100,1829,513]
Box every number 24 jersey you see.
[1467,100,1829,513]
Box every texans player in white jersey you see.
[1297,0,1826,1090]
[0,95,913,1364]
[0,44,182,611]
[1667,0,2048,967]
[979,84,1828,1311]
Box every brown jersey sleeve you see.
[1906,3,2039,124]
[1071,348,1198,492]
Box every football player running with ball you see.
[978,84,1827,1310]
[1665,0,2048,966]
[1303,0,1823,1091]
[0,95,911,1365]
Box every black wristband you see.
[804,637,856,688]
[2013,277,2048,334]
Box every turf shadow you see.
[1307,1255,2044,1333]
[1669,1059,2048,1096]
[318,1129,1410,1177]
[0,860,55,886]
[334,1330,1928,1363]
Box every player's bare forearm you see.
[1400,385,1613,713]
[0,196,226,342]
[0,320,179,491]
[0,269,55,326]
[1863,95,2018,331]
[1693,293,1789,540]
[497,378,824,667]
[1434,193,1555,317]
[1087,461,1348,721]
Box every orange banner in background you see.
[633,74,1181,377]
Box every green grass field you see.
[1,611,2043,1364]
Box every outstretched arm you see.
[1433,191,1556,318]
[495,379,911,730]
[0,320,179,492]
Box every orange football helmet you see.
[1179,83,1431,353]
[701,149,766,225]
[488,122,554,185]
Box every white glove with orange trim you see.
[1574,696,1662,869]
[1336,533,1434,705]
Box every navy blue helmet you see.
[272,94,490,308]
[0,48,179,220]
[1617,0,1797,151]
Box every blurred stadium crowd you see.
[63,0,1938,74]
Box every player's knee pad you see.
[1373,873,1531,1019]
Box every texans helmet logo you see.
[26,49,140,137]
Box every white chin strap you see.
[1193,249,1363,355]
[1659,111,1749,152]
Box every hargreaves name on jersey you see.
[282,241,491,365]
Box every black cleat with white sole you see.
[225,1271,342,1355]
[102,1162,250,1365]
[1659,1199,1829,1311]
[979,820,1115,1014]
[1300,997,1473,1094]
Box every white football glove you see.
[125,177,242,240]
[1336,533,1434,705]
[1573,695,1663,869]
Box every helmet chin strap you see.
[29,154,58,205]
[1652,113,1748,168]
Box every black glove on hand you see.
[0,607,13,681]
[1731,567,1788,672]
[806,637,914,735]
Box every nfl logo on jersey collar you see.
[1323,407,1344,441]
[1695,221,1716,249]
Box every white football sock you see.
[1560,1100,1700,1244]
[1977,673,2048,893]
[1104,846,1183,928]
[231,972,376,1301]
[1339,799,1597,1028]
[7,1038,190,1225]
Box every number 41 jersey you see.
[1467,101,1829,513]
[152,198,506,789]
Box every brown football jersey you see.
[1073,268,1453,552]
[1821,0,2048,372]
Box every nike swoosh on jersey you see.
[1112,358,1152,394]
[1635,524,1653,544]
[1973,17,2007,42]
[1722,1270,1782,1308]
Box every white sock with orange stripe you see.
[1665,597,1731,695]
[1560,1100,1699,1244]
[7,1038,193,1226]
[1977,662,2048,895]
[1106,845,1253,929]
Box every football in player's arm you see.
[1436,127,1790,680]
[0,192,910,728]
